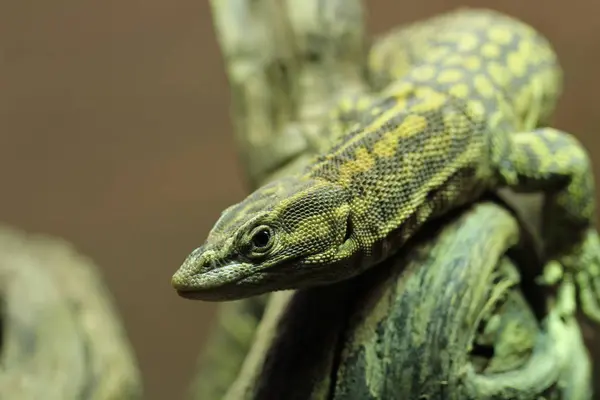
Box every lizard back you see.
[304,9,562,257]
[171,9,573,301]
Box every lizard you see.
[171,8,600,323]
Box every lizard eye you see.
[252,229,271,247]
[247,226,274,256]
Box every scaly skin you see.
[171,9,600,323]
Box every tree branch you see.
[209,0,368,187]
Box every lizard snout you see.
[171,246,256,300]
[171,247,215,292]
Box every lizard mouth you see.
[172,252,316,301]
[172,261,256,301]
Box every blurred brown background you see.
[0,0,598,399]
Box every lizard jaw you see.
[171,260,256,301]
[171,245,259,301]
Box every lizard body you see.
[172,9,600,323]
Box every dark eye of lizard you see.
[251,228,272,249]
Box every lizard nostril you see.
[171,248,216,290]
[188,248,218,273]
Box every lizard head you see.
[171,176,358,300]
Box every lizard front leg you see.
[492,127,600,322]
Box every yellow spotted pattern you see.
[172,8,600,323]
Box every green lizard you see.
[171,8,600,322]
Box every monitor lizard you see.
[171,8,600,323]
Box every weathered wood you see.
[0,225,142,399]
[208,0,368,187]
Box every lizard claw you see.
[536,229,600,323]
[576,258,600,323]
[556,229,600,323]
